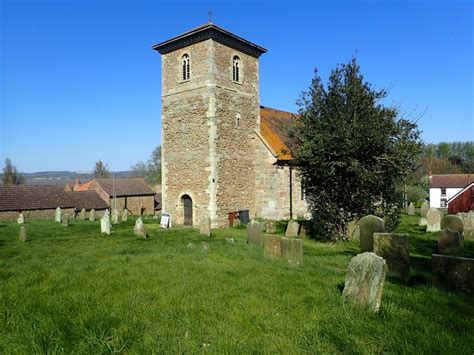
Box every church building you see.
[153,22,308,227]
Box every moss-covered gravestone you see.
[285,220,300,238]
[112,209,119,225]
[264,235,282,259]
[247,220,264,245]
[432,254,474,293]
[281,237,303,265]
[79,208,86,220]
[420,201,429,218]
[407,202,415,215]
[342,252,387,312]
[121,209,128,222]
[438,228,463,254]
[134,217,146,238]
[199,216,211,237]
[348,220,360,240]
[265,220,276,234]
[426,208,441,232]
[89,209,95,221]
[373,233,410,283]
[19,226,27,241]
[441,215,464,238]
[61,213,69,226]
[359,215,385,252]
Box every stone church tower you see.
[153,23,267,227]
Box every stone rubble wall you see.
[110,196,155,215]
[0,208,75,220]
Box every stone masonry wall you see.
[0,208,76,220]
[110,196,155,215]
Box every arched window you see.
[232,56,240,82]
[182,54,190,81]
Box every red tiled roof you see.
[68,191,109,210]
[259,106,299,161]
[429,174,474,188]
[75,179,94,192]
[0,185,75,211]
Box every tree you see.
[291,58,423,240]
[94,160,110,178]
[130,145,161,184]
[2,158,25,185]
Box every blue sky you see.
[0,0,472,172]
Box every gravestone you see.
[373,233,410,282]
[55,207,61,222]
[226,238,235,244]
[359,215,385,252]
[19,226,27,241]
[426,208,441,232]
[348,220,360,240]
[285,220,300,238]
[281,237,303,265]
[112,209,119,225]
[61,213,69,226]
[121,209,128,222]
[419,217,427,226]
[342,252,387,312]
[265,220,276,234]
[89,209,95,221]
[432,254,474,293]
[459,212,474,240]
[202,242,209,251]
[134,217,146,238]
[79,208,86,220]
[199,216,211,237]
[299,225,307,239]
[438,228,463,254]
[440,215,464,238]
[264,235,282,259]
[407,202,415,215]
[101,214,111,235]
[17,213,24,224]
[420,201,429,218]
[247,220,264,245]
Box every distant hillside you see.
[0,171,137,186]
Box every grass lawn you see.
[0,215,473,353]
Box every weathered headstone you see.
[101,214,111,235]
[419,217,427,226]
[19,226,27,241]
[373,233,410,282]
[440,215,464,238]
[281,237,303,265]
[426,208,441,232]
[134,217,146,238]
[342,252,388,312]
[285,220,300,238]
[112,209,119,225]
[348,220,360,240]
[264,235,282,259]
[79,208,86,220]
[121,209,128,222]
[460,212,474,240]
[226,238,235,244]
[265,220,276,234]
[438,228,463,254]
[420,201,429,218]
[17,213,24,224]
[61,213,69,226]
[407,202,415,215]
[359,215,385,252]
[247,219,264,245]
[89,209,95,221]
[432,254,474,293]
[199,216,211,237]
[55,207,61,222]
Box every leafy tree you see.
[94,160,110,178]
[130,146,161,184]
[291,58,423,240]
[2,158,25,185]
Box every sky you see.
[0,0,472,172]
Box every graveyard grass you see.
[1,215,473,353]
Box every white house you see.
[429,173,474,208]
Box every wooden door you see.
[182,195,193,226]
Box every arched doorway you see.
[181,194,193,226]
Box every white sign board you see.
[160,213,171,228]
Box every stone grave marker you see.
[440,215,464,238]
[55,207,61,222]
[121,209,128,222]
[112,209,119,225]
[134,217,146,238]
[359,215,385,252]
[264,235,282,259]
[17,213,24,224]
[199,216,211,237]
[19,226,27,241]
[407,202,415,215]
[79,208,86,220]
[342,252,388,312]
[61,213,69,226]
[226,238,235,244]
[432,254,474,293]
[89,209,95,221]
[281,237,303,265]
[438,228,463,254]
[285,220,300,238]
[426,208,441,232]
[348,220,360,240]
[373,233,410,282]
[265,220,276,234]
[247,220,264,245]
[420,201,429,218]
[101,214,111,235]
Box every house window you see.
[181,54,190,81]
[232,56,240,82]
[440,199,447,208]
[440,188,446,197]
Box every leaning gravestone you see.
[61,213,69,226]
[265,220,276,234]
[79,208,86,220]
[359,215,385,252]
[281,237,303,265]
[342,252,388,312]
[420,201,429,218]
[432,254,474,293]
[19,226,27,241]
[438,228,463,254]
[121,209,128,222]
[373,233,410,283]
[247,220,264,245]
[199,216,211,237]
[407,202,415,215]
[112,209,119,225]
[89,209,95,221]
[426,208,441,232]
[101,214,111,235]
[264,235,282,259]
[17,213,24,224]
[55,207,61,223]
[134,217,146,238]
[285,220,300,238]
[440,215,464,238]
